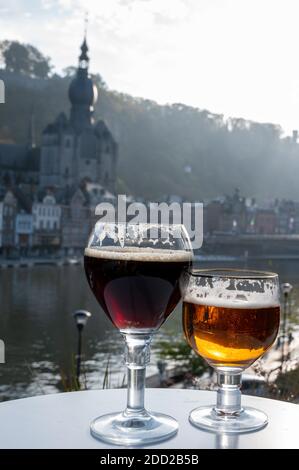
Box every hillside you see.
[0,68,298,201]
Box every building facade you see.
[61,188,91,255]
[0,190,17,256]
[15,212,33,255]
[39,38,117,193]
[32,193,61,253]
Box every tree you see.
[62,66,77,78]
[0,41,52,78]
[90,72,107,89]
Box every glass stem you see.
[123,333,152,415]
[214,370,243,417]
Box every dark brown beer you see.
[85,247,190,331]
[183,301,280,368]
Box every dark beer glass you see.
[182,269,280,434]
[84,222,192,445]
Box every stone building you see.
[0,36,118,196]
[39,37,118,193]
[0,142,39,187]
[15,212,33,255]
[60,187,91,255]
[32,193,61,254]
[0,190,17,256]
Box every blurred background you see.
[0,0,299,402]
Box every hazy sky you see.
[1,0,299,134]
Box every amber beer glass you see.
[182,269,280,433]
[84,222,192,445]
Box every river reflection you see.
[0,259,299,400]
[0,264,182,400]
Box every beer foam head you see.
[84,246,192,263]
[183,271,280,308]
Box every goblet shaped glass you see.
[182,269,280,434]
[84,222,192,446]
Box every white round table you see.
[0,389,297,448]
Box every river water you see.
[0,259,299,400]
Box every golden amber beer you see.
[183,301,280,368]
[182,268,280,433]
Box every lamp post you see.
[73,310,91,386]
[232,219,238,235]
[280,283,293,373]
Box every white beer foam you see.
[184,277,280,309]
[84,246,191,263]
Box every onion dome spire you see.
[68,13,98,132]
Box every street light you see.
[72,309,92,386]
[280,283,293,372]
[281,283,293,296]
[232,219,238,233]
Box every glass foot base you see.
[90,410,178,446]
[189,406,268,434]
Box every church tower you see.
[39,33,118,193]
[68,37,98,132]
